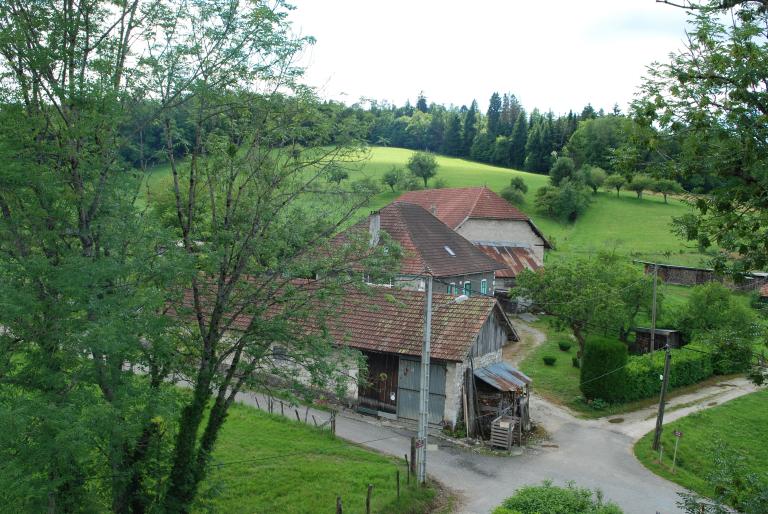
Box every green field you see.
[143,146,708,266]
[634,389,768,501]
[195,403,436,513]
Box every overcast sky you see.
[287,0,691,114]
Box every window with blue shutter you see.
[480,279,488,294]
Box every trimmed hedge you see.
[620,344,713,402]
[558,341,572,352]
[543,356,557,366]
[580,336,628,402]
[581,338,715,403]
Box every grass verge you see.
[195,403,439,513]
[633,389,768,499]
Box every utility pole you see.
[417,274,433,485]
[650,264,658,353]
[652,344,672,451]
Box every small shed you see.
[471,362,532,439]
[760,283,768,303]
[633,328,684,354]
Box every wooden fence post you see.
[396,470,400,499]
[366,484,373,514]
[331,411,336,436]
[409,437,416,474]
[404,454,410,484]
[294,409,300,422]
[336,496,342,514]
[312,415,317,427]
[280,400,284,416]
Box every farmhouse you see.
[330,287,519,427]
[342,201,506,295]
[396,187,550,290]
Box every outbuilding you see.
[329,287,519,428]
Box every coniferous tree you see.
[426,106,445,152]
[487,92,502,137]
[443,112,463,156]
[509,110,528,169]
[416,92,428,113]
[462,100,479,156]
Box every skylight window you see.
[444,246,455,256]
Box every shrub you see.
[572,357,580,368]
[501,186,525,205]
[493,481,624,514]
[543,356,557,366]
[558,341,572,352]
[697,328,754,375]
[535,179,591,222]
[580,336,628,403]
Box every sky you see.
[287,0,692,114]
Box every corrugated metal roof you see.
[474,244,542,278]
[474,362,532,391]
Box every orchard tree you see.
[382,166,403,192]
[604,174,627,197]
[653,178,683,203]
[578,165,607,194]
[626,174,655,199]
[408,151,439,187]
[634,0,768,272]
[515,254,653,359]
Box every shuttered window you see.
[480,279,488,294]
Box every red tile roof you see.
[396,187,551,249]
[341,202,505,277]
[474,244,542,278]
[328,287,517,361]
[396,187,530,228]
[174,283,517,362]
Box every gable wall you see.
[457,219,546,261]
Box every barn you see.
[329,287,518,427]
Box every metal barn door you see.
[396,357,446,424]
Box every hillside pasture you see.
[141,146,707,266]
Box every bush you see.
[493,481,624,514]
[535,179,591,222]
[697,329,754,375]
[572,357,580,368]
[501,186,525,205]
[558,341,572,352]
[580,337,628,403]
[543,356,557,366]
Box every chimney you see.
[369,212,380,247]
[430,204,438,216]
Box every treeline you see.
[363,92,589,173]
[118,90,719,197]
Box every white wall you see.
[457,219,546,261]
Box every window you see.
[449,282,456,294]
[463,282,471,296]
[480,279,488,294]
[444,246,455,256]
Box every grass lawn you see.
[195,403,438,513]
[633,389,768,499]
[141,146,708,266]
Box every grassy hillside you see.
[143,146,708,266]
[634,389,768,501]
[195,403,436,513]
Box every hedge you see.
[580,336,628,402]
[620,343,713,402]
[581,340,714,403]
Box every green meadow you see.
[195,403,437,513]
[143,146,706,266]
[634,389,768,501]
